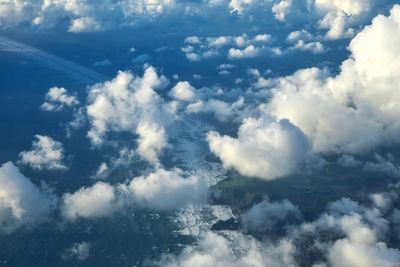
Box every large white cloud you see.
[0,162,54,234]
[207,117,310,180]
[266,4,400,154]
[18,135,68,170]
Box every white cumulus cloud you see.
[0,162,54,234]
[208,117,310,180]
[18,135,68,170]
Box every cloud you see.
[318,10,354,40]
[315,0,371,16]
[136,121,168,167]
[186,97,246,122]
[229,0,255,14]
[265,5,400,154]
[329,238,400,267]
[127,168,209,210]
[266,68,383,154]
[291,40,325,53]
[242,198,301,233]
[207,117,310,180]
[40,87,79,112]
[159,186,400,267]
[272,0,307,22]
[228,45,266,59]
[169,81,197,102]
[287,29,314,42]
[18,135,68,170]
[86,67,168,144]
[62,182,122,221]
[61,168,208,220]
[328,214,400,267]
[132,54,152,64]
[157,231,297,267]
[63,242,91,261]
[93,59,112,67]
[86,66,173,165]
[68,17,102,33]
[217,63,236,70]
[0,0,175,32]
[182,33,274,61]
[0,162,54,234]
[0,0,393,44]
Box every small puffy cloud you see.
[68,17,102,33]
[254,33,271,42]
[18,135,68,170]
[291,40,325,53]
[91,162,109,180]
[217,63,236,70]
[182,33,273,61]
[272,0,310,23]
[132,54,152,64]
[319,11,354,40]
[337,154,361,167]
[40,87,79,112]
[127,168,208,210]
[287,29,313,42]
[207,117,310,180]
[369,193,395,213]
[169,81,197,102]
[93,59,112,67]
[242,198,301,232]
[272,0,294,21]
[63,242,91,261]
[0,162,54,234]
[229,0,255,14]
[228,45,265,59]
[62,182,121,221]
